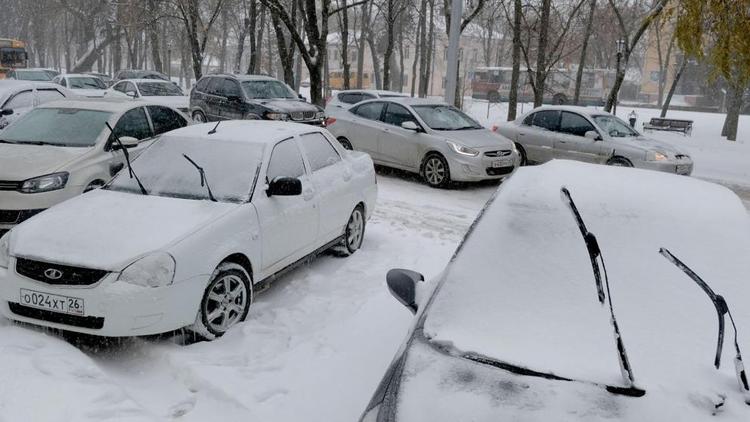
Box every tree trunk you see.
[415,0,427,96]
[148,0,164,73]
[383,0,396,91]
[248,0,258,73]
[507,0,522,121]
[573,0,596,105]
[418,0,435,97]
[339,0,351,89]
[367,32,382,89]
[219,8,229,72]
[660,58,687,117]
[721,83,744,141]
[533,0,551,107]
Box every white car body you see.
[106,78,189,113]
[0,121,377,337]
[52,73,108,98]
[0,80,76,130]
[325,89,408,116]
[0,98,190,236]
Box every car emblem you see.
[44,268,63,280]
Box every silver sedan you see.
[326,97,519,187]
[493,105,693,175]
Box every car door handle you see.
[519,132,526,136]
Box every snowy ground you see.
[1,98,749,421]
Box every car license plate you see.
[492,159,511,168]
[676,164,690,174]
[19,289,84,316]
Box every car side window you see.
[125,82,137,95]
[111,107,153,142]
[147,106,187,135]
[340,93,362,104]
[4,90,33,109]
[559,111,596,137]
[531,110,560,132]
[113,82,126,93]
[206,78,223,96]
[299,132,341,172]
[267,138,306,181]
[223,79,242,98]
[383,103,416,127]
[352,102,384,120]
[195,78,210,93]
[361,93,377,100]
[36,89,66,104]
[522,113,534,126]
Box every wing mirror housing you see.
[386,268,424,314]
[111,136,139,150]
[401,121,421,132]
[267,177,302,197]
[0,109,13,116]
[584,130,602,141]
[125,90,137,98]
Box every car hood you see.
[255,99,320,113]
[70,88,107,98]
[421,160,750,410]
[0,143,89,180]
[10,189,238,270]
[146,95,189,109]
[614,136,689,158]
[438,128,514,149]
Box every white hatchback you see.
[0,121,377,339]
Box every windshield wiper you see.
[0,139,16,144]
[182,154,217,202]
[659,248,750,400]
[105,122,148,195]
[560,187,640,392]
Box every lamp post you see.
[613,38,625,116]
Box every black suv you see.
[189,74,324,125]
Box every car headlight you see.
[20,172,69,193]
[0,232,10,269]
[647,151,669,161]
[117,252,175,288]
[316,111,325,119]
[265,112,289,121]
[447,141,479,157]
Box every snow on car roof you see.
[36,97,169,112]
[423,160,750,403]
[118,78,176,84]
[523,105,606,116]
[381,97,452,106]
[163,121,323,145]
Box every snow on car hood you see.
[422,160,750,408]
[0,143,88,180]
[10,189,237,270]
[439,128,514,149]
[621,135,689,157]
[70,88,107,98]
[257,99,320,112]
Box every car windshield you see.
[592,114,639,137]
[15,70,52,81]
[107,136,264,203]
[0,108,110,147]
[68,77,106,89]
[137,82,183,96]
[412,105,483,130]
[241,80,296,99]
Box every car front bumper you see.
[447,150,520,182]
[639,159,694,176]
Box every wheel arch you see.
[218,253,254,283]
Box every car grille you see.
[0,180,20,191]
[290,111,317,121]
[15,257,109,286]
[486,166,515,176]
[0,209,44,224]
[484,150,512,157]
[9,302,104,329]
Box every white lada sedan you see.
[0,121,377,339]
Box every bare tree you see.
[173,0,224,80]
[573,0,596,105]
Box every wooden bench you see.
[642,117,693,136]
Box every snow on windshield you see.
[69,77,106,89]
[136,81,183,96]
[0,108,110,147]
[593,114,639,137]
[241,80,295,99]
[412,105,482,130]
[108,135,264,203]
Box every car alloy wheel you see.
[607,157,633,167]
[338,137,353,150]
[192,264,253,339]
[333,205,366,256]
[423,155,449,188]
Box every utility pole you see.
[444,0,463,105]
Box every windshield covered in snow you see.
[137,81,184,96]
[412,105,483,130]
[68,77,106,90]
[107,136,264,203]
[241,80,296,99]
[592,114,639,137]
[0,108,110,147]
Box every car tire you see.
[189,263,253,340]
[421,153,451,188]
[192,111,207,123]
[337,137,353,150]
[332,204,366,257]
[606,156,633,167]
[515,143,528,166]
[83,180,105,193]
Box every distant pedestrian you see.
[628,110,637,128]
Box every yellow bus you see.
[0,39,29,80]
[328,70,371,90]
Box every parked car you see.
[113,69,169,82]
[0,80,76,130]
[83,71,114,87]
[52,73,108,98]
[325,89,408,115]
[5,68,56,82]
[107,79,189,113]
[493,105,694,175]
[0,120,377,339]
[363,160,750,421]
[190,74,324,125]
[326,97,519,187]
[0,98,189,237]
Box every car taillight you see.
[325,117,336,126]
[491,124,498,132]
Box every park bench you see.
[642,117,693,136]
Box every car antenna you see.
[104,122,148,195]
[659,248,750,401]
[208,120,221,135]
[182,153,217,202]
[560,187,639,392]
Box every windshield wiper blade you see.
[659,248,750,399]
[105,122,148,195]
[182,154,217,202]
[560,187,637,389]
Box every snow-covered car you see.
[5,68,57,82]
[0,80,76,130]
[325,89,408,115]
[492,105,694,174]
[327,97,520,187]
[52,73,108,98]
[0,121,377,339]
[0,98,189,237]
[107,79,189,114]
[363,160,750,420]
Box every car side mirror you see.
[125,90,137,98]
[401,121,420,131]
[0,109,13,116]
[386,268,424,314]
[111,136,139,150]
[267,177,302,197]
[584,130,602,141]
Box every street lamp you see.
[613,38,626,116]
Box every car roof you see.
[337,89,408,97]
[205,73,280,82]
[61,73,103,79]
[36,97,168,112]
[164,121,322,144]
[522,105,603,116]
[358,96,449,107]
[114,79,175,84]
